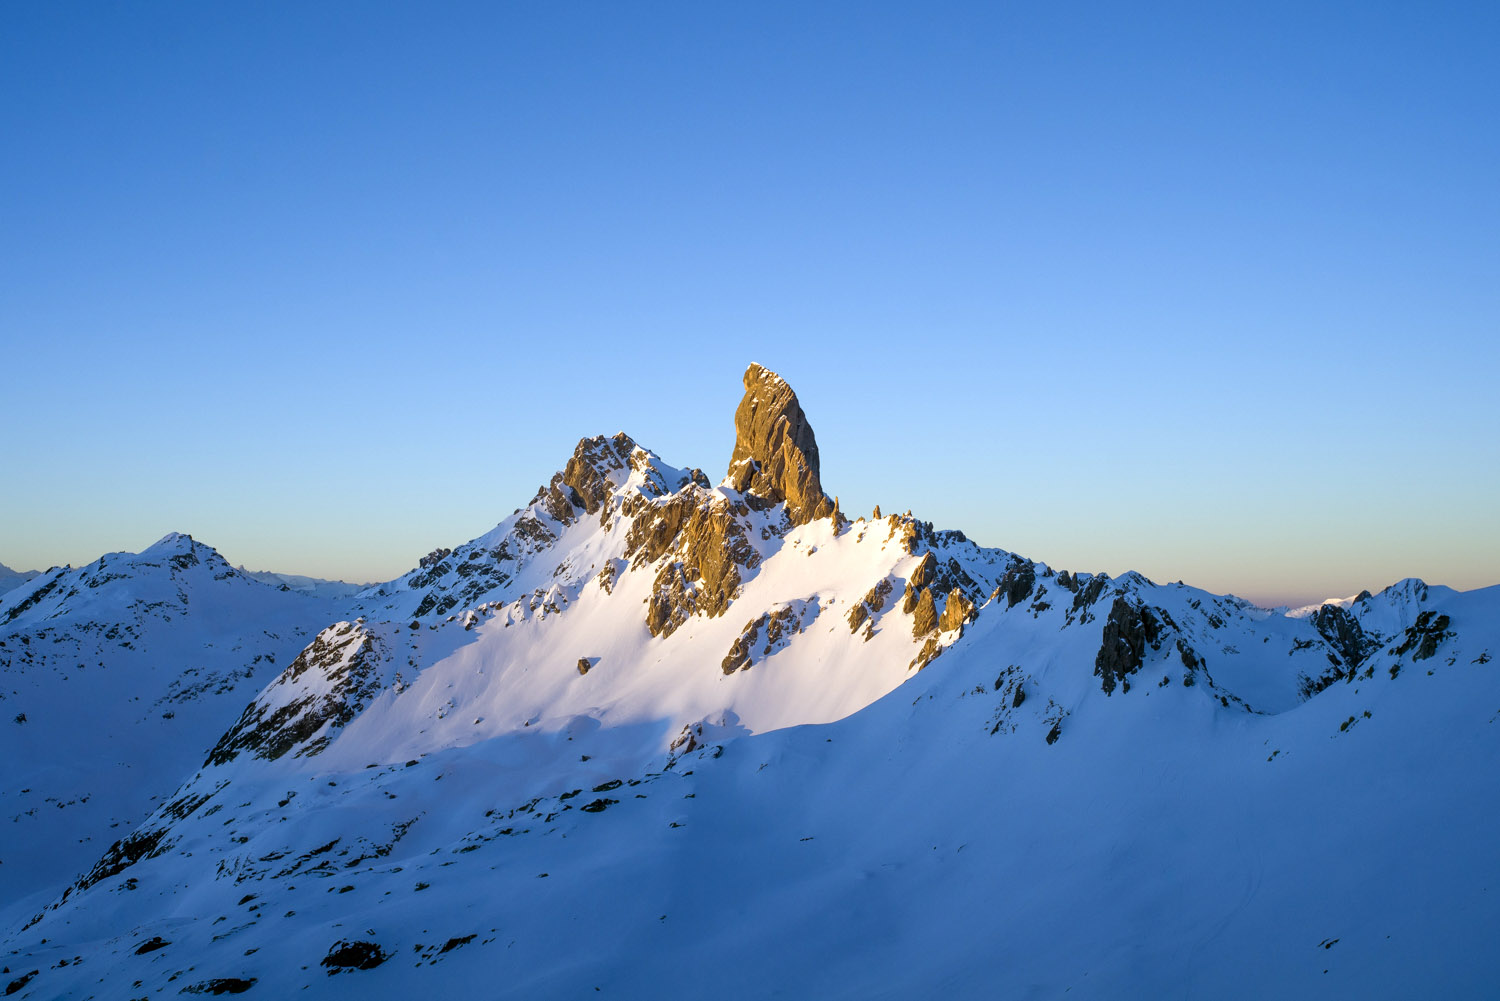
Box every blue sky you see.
[2,2,1496,605]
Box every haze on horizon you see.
[2,2,1496,609]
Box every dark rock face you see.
[1310,604,1374,668]
[321,940,388,973]
[1297,660,1346,700]
[932,557,984,606]
[206,624,385,766]
[181,978,257,995]
[725,364,833,525]
[3,572,64,625]
[1176,639,1203,684]
[1395,610,1453,661]
[998,562,1037,608]
[78,827,169,890]
[1094,596,1164,695]
[1067,574,1110,625]
[4,971,39,996]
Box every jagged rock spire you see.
[725,363,833,525]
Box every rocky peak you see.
[562,433,640,515]
[725,363,833,525]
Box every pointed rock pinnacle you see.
[725,363,833,525]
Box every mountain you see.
[1,367,1496,999]
[0,563,40,597]
[0,534,353,908]
[239,570,368,602]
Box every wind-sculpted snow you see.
[2,366,1496,998]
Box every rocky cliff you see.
[725,363,835,525]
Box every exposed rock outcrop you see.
[1395,610,1453,662]
[725,364,833,524]
[910,635,942,671]
[562,433,638,516]
[911,588,938,637]
[910,552,938,589]
[938,588,975,632]
[205,623,386,765]
[595,560,620,594]
[1094,597,1164,695]
[901,584,920,615]
[722,601,820,674]
[846,578,893,636]
[997,562,1037,608]
[626,491,762,639]
[1310,604,1374,671]
[1067,574,1110,625]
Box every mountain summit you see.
[2,365,1497,1000]
[725,363,834,524]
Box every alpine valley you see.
[2,365,1496,999]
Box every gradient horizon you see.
[2,2,1496,607]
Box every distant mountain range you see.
[0,563,40,597]
[1,365,1494,999]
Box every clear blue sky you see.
[2,2,1496,605]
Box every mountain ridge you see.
[1,364,1495,998]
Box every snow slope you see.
[0,534,352,908]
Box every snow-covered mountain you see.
[0,563,40,597]
[239,570,368,602]
[0,535,352,909]
[1,365,1495,999]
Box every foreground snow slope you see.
[1,365,1494,998]
[3,575,1494,999]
